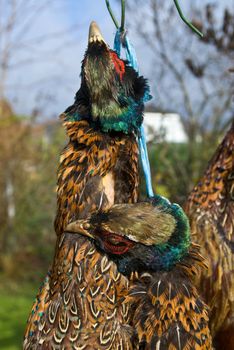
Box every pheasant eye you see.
[102,234,135,255]
[110,52,125,80]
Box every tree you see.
[0,0,79,102]
[122,0,234,201]
[0,0,78,279]
[0,103,64,281]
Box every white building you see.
[143,112,188,143]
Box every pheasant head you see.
[66,195,191,276]
[64,21,151,134]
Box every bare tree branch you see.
[0,0,80,99]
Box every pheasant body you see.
[54,117,139,234]
[25,235,134,349]
[185,120,234,348]
[67,196,213,349]
[24,22,150,349]
[128,251,211,349]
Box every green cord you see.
[120,0,125,32]
[105,0,119,29]
[105,0,125,31]
[173,0,203,37]
[106,0,203,38]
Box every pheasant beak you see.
[65,220,94,239]
[88,21,106,44]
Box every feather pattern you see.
[65,197,213,349]
[25,235,134,349]
[55,116,139,233]
[24,116,140,348]
[88,202,177,245]
[23,20,149,348]
[185,120,234,348]
[127,245,212,350]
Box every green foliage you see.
[0,116,66,282]
[0,282,39,350]
[145,138,219,205]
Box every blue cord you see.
[114,30,154,198]
[139,125,154,197]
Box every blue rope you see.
[138,126,154,197]
[114,29,139,71]
[114,30,154,198]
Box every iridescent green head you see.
[146,195,191,272]
[64,21,151,134]
[66,195,191,276]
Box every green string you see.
[105,0,125,31]
[105,0,203,38]
[173,0,203,37]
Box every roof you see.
[143,112,188,143]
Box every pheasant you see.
[24,21,150,349]
[185,119,234,349]
[66,195,213,349]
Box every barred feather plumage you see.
[65,197,213,349]
[185,119,234,349]
[24,21,149,349]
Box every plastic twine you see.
[114,29,154,198]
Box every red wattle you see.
[110,52,125,81]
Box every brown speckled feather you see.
[185,120,234,348]
[127,244,212,349]
[64,197,213,349]
[24,117,139,349]
[24,19,151,348]
[25,234,134,349]
[55,116,139,234]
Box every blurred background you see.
[0,0,233,348]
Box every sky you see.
[4,0,122,117]
[2,0,233,119]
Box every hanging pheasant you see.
[185,119,234,350]
[66,195,213,349]
[24,21,150,349]
[54,20,151,233]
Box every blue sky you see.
[5,0,121,117]
[3,0,233,118]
